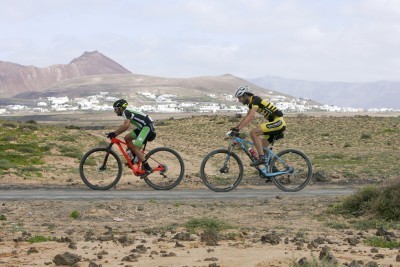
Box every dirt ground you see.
[1,190,400,267]
[1,112,400,266]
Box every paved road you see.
[0,187,355,200]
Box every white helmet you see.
[234,85,251,97]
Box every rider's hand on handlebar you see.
[107,132,117,138]
[226,127,239,137]
[230,127,239,135]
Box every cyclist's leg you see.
[125,128,139,152]
[124,127,152,176]
[262,137,270,155]
[260,117,286,151]
[125,127,149,162]
[132,126,154,176]
[249,126,264,156]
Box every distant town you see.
[0,91,398,115]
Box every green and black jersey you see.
[248,96,283,122]
[122,109,154,130]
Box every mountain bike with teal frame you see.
[199,131,312,192]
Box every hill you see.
[250,75,400,109]
[0,51,323,113]
[2,50,272,101]
[12,73,296,104]
[0,51,131,98]
[0,51,317,108]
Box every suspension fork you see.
[220,144,234,171]
[100,143,115,170]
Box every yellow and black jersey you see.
[248,96,283,122]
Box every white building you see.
[37,102,48,107]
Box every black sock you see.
[143,161,151,170]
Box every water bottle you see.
[248,148,258,159]
[126,149,133,160]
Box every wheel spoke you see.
[270,149,312,192]
[200,149,243,192]
[80,148,122,190]
[143,147,184,190]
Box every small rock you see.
[313,171,330,182]
[319,246,338,264]
[347,237,359,246]
[175,241,185,247]
[365,261,378,267]
[161,252,177,257]
[348,260,363,267]
[132,244,147,254]
[261,231,281,245]
[370,247,378,253]
[68,242,77,249]
[201,230,219,246]
[53,252,81,266]
[297,257,309,266]
[121,254,139,262]
[173,232,193,241]
[27,247,39,254]
[372,253,384,260]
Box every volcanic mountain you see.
[0,51,131,98]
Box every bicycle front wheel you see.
[143,147,185,190]
[79,148,122,190]
[270,149,312,192]
[199,149,243,192]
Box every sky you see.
[1,0,400,83]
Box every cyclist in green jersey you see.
[230,85,286,166]
[107,99,156,177]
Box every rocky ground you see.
[1,191,400,267]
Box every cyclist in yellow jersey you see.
[231,85,286,166]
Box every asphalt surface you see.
[0,187,355,200]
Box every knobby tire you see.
[79,147,122,190]
[200,149,244,192]
[143,147,185,190]
[270,148,312,192]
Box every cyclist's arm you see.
[115,119,131,135]
[237,106,258,130]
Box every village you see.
[0,91,398,115]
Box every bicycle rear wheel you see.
[200,149,243,192]
[270,149,312,192]
[143,147,185,190]
[79,148,122,190]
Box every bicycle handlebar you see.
[226,130,240,138]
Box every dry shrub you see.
[374,177,400,220]
[337,177,400,220]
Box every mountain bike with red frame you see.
[79,136,185,190]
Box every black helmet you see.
[113,99,128,109]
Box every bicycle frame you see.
[106,137,164,176]
[227,133,292,177]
